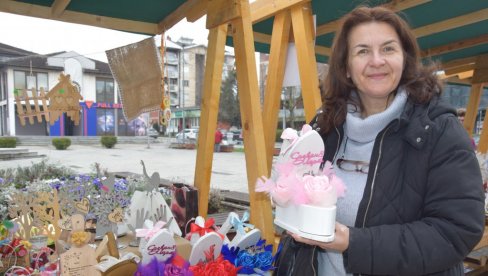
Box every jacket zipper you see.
[312,246,317,276]
[362,126,391,228]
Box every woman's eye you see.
[383,46,395,53]
[357,49,368,55]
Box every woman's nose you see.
[369,51,386,67]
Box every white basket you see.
[275,204,336,242]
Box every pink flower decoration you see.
[303,174,337,207]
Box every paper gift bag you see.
[170,183,198,234]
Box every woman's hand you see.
[288,222,350,252]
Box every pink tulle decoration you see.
[254,125,346,207]
[255,160,346,207]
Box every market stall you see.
[1,0,488,273]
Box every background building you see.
[0,39,236,137]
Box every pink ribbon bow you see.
[136,221,167,241]
[281,124,312,154]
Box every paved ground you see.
[0,140,254,193]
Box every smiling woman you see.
[275,5,485,276]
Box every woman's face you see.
[347,22,404,111]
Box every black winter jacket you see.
[315,96,485,275]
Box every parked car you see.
[176,128,199,141]
[147,127,159,138]
[232,130,242,141]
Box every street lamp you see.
[181,45,186,140]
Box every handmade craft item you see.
[188,232,223,266]
[45,73,83,125]
[7,190,61,241]
[185,216,223,246]
[14,87,49,126]
[126,161,181,236]
[60,214,100,276]
[136,219,176,264]
[95,232,139,276]
[256,124,345,242]
[221,239,275,275]
[218,211,261,249]
[105,37,163,121]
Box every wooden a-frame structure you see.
[2,0,488,243]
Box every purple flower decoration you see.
[135,255,193,276]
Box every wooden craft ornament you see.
[45,73,83,126]
[14,87,50,126]
[95,232,138,276]
[75,198,90,214]
[60,214,101,276]
[108,207,124,223]
[8,190,61,241]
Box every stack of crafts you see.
[0,162,278,275]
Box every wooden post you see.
[290,3,322,122]
[463,84,483,137]
[477,84,488,153]
[231,0,274,243]
[194,24,228,217]
[262,11,291,172]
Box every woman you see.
[283,6,485,276]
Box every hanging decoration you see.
[45,73,83,126]
[105,37,162,121]
[160,33,171,126]
[14,60,50,126]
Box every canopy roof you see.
[2,0,488,245]
[1,0,487,83]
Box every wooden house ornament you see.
[46,73,83,126]
[14,87,50,126]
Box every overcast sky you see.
[0,12,210,62]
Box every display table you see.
[464,225,488,275]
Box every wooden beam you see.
[414,8,488,38]
[0,0,158,34]
[316,0,431,36]
[442,75,473,86]
[422,34,488,58]
[472,54,488,84]
[51,0,70,17]
[206,0,241,29]
[291,3,322,122]
[262,11,291,173]
[250,0,309,24]
[231,0,274,244]
[157,0,207,33]
[194,24,228,218]
[458,70,474,80]
[444,64,476,76]
[463,83,483,137]
[441,56,477,71]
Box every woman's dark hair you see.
[317,6,442,134]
